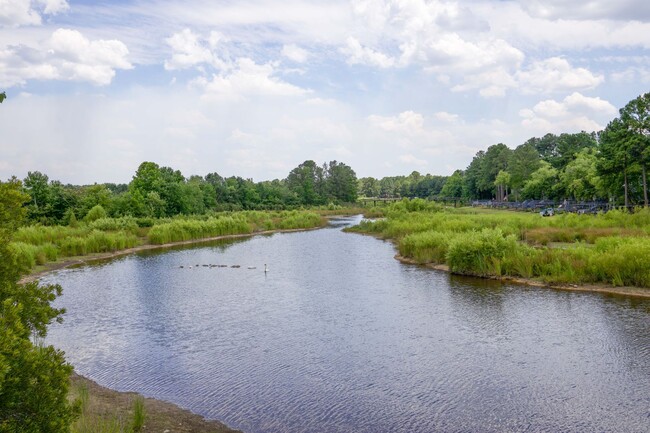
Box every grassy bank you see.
[68,374,240,433]
[348,199,650,289]
[12,210,327,272]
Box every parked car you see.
[540,207,554,217]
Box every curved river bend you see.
[46,216,650,432]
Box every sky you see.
[1,0,650,185]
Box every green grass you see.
[351,202,650,288]
[147,210,325,244]
[10,211,326,271]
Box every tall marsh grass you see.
[10,217,141,270]
[147,210,324,244]
[353,202,650,288]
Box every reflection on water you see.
[46,216,650,433]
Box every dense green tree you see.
[286,160,325,205]
[130,162,164,196]
[531,132,597,170]
[111,190,147,217]
[23,171,50,221]
[439,170,464,198]
[509,142,541,199]
[358,177,380,198]
[521,161,560,200]
[145,191,167,217]
[325,161,357,203]
[560,149,601,201]
[78,184,112,218]
[598,118,638,207]
[0,179,77,431]
[463,150,485,199]
[494,170,511,201]
[620,92,650,206]
[379,176,400,198]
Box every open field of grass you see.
[349,199,650,288]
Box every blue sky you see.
[1,0,650,184]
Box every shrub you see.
[84,205,107,222]
[399,230,451,263]
[446,228,519,276]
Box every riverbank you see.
[70,373,242,433]
[393,253,650,299]
[348,202,650,298]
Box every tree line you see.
[358,92,649,207]
[19,160,358,225]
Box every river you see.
[45,215,650,432]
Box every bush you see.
[84,205,107,222]
[399,230,451,263]
[446,228,519,276]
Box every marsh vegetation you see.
[351,199,650,288]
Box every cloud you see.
[399,154,428,166]
[164,28,216,70]
[342,37,395,68]
[281,44,309,63]
[516,57,604,94]
[368,110,424,134]
[482,1,650,50]
[519,92,617,134]
[517,0,650,22]
[0,0,68,27]
[434,111,459,123]
[0,28,131,87]
[423,34,524,97]
[192,57,310,99]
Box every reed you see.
[147,215,253,244]
[130,396,145,432]
[352,202,650,288]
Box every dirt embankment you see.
[71,374,242,433]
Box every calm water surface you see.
[46,216,650,432]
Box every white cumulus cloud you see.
[281,44,309,63]
[0,28,131,87]
[368,111,424,134]
[519,92,617,134]
[193,57,310,99]
[0,0,68,27]
[342,37,395,68]
[516,57,604,94]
